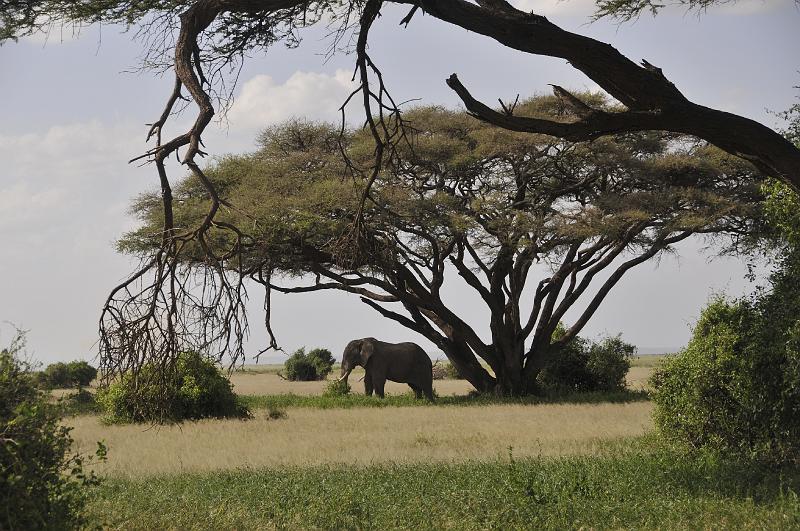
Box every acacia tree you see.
[1,0,793,387]
[121,100,763,394]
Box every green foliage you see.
[87,442,800,530]
[59,388,103,417]
[587,336,637,391]
[1,329,102,530]
[652,290,800,465]
[307,348,335,378]
[652,171,800,465]
[537,326,634,395]
[39,360,98,389]
[283,347,334,381]
[41,361,70,388]
[97,351,250,423]
[67,360,98,387]
[323,379,351,397]
[763,178,800,249]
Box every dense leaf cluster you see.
[652,174,800,465]
[97,350,249,423]
[36,360,98,389]
[537,325,635,395]
[1,331,100,530]
[283,347,336,381]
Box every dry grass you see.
[69,401,652,479]
[625,366,653,391]
[229,370,475,397]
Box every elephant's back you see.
[397,342,432,366]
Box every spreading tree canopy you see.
[122,99,764,394]
[2,0,793,388]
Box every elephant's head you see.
[338,338,375,381]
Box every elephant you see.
[338,338,434,400]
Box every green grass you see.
[240,389,649,410]
[87,440,800,530]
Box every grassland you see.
[71,401,652,477]
[87,442,800,530]
[67,358,800,529]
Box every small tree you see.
[1,329,101,529]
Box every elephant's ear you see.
[360,339,375,366]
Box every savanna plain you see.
[64,357,799,530]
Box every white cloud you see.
[226,69,357,131]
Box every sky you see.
[0,0,798,365]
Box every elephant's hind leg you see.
[423,380,435,402]
[409,383,423,399]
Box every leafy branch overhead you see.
[122,102,765,394]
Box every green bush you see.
[39,360,98,388]
[537,327,634,395]
[42,361,71,388]
[323,379,351,397]
[97,351,250,423]
[67,360,98,387]
[307,348,335,379]
[1,329,102,530]
[651,293,800,465]
[59,388,103,417]
[283,347,334,381]
[587,336,636,392]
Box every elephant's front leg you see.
[364,372,374,396]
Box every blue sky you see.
[0,0,798,364]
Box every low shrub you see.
[97,351,250,423]
[537,327,634,395]
[283,347,334,381]
[1,329,103,530]
[323,379,351,397]
[266,406,287,420]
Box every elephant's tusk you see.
[357,375,365,382]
